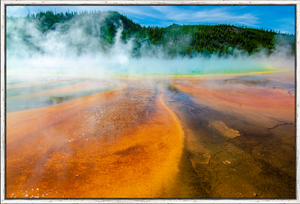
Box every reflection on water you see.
[6,78,117,112]
[221,75,295,89]
[7,79,84,97]
[48,96,73,104]
[6,74,295,198]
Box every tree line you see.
[7,10,295,58]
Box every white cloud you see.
[151,7,259,27]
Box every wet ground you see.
[6,72,295,198]
[166,72,295,198]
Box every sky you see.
[6,5,295,34]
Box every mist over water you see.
[6,12,294,79]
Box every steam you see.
[6,11,295,78]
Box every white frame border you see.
[1,0,299,203]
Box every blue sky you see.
[6,5,295,34]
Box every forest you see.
[7,10,295,58]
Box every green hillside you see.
[6,10,295,58]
